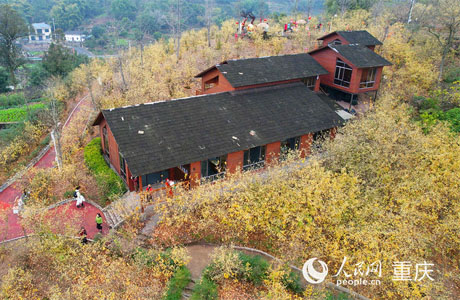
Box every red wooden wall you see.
[310,47,383,94]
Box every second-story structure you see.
[317,30,383,50]
[29,23,52,42]
[310,31,391,104]
[195,53,328,95]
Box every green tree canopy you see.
[0,67,9,92]
[111,0,137,20]
[0,4,28,86]
[42,43,88,77]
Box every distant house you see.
[29,23,52,42]
[65,31,86,43]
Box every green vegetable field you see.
[0,103,45,122]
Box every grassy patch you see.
[163,266,191,300]
[238,252,270,285]
[116,39,129,47]
[84,138,127,204]
[0,93,45,109]
[190,277,218,300]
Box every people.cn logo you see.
[302,258,329,284]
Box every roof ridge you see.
[104,82,310,112]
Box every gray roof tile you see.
[329,44,392,68]
[197,53,328,88]
[102,83,343,176]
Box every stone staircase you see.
[102,189,167,229]
[102,192,139,228]
[182,280,195,299]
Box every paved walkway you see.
[0,94,107,241]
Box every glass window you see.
[359,68,377,88]
[280,136,301,159]
[302,77,316,90]
[201,155,227,178]
[243,146,265,170]
[329,39,342,45]
[119,153,126,180]
[141,170,169,186]
[37,29,42,34]
[103,126,109,157]
[334,58,352,88]
[204,76,219,91]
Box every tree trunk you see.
[118,56,127,91]
[438,47,448,82]
[86,73,96,108]
[8,68,16,88]
[140,42,144,67]
[51,129,62,170]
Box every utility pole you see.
[52,18,56,41]
[205,0,213,47]
[407,0,416,23]
[176,0,181,60]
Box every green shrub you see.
[281,270,304,294]
[163,266,191,300]
[0,123,25,144]
[324,291,353,300]
[63,190,74,198]
[441,107,460,132]
[238,253,269,285]
[202,246,242,282]
[190,277,218,300]
[444,67,460,83]
[0,93,27,109]
[84,138,127,203]
[40,134,50,146]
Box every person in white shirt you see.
[75,186,86,208]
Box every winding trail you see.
[0,94,109,242]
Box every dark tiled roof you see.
[316,93,343,111]
[318,30,382,46]
[196,54,328,88]
[329,44,392,68]
[100,83,343,176]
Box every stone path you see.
[0,94,108,241]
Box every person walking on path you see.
[79,227,88,244]
[74,186,85,208]
[95,213,103,233]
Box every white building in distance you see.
[65,31,86,43]
[29,23,52,42]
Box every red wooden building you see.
[310,30,391,104]
[92,31,391,192]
